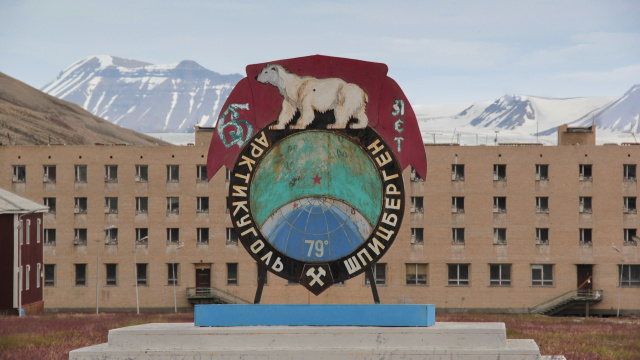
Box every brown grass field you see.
[0,312,638,359]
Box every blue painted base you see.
[194,304,435,327]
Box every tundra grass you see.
[0,312,638,360]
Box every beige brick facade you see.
[0,128,638,315]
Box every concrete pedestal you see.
[69,322,541,359]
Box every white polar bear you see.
[255,64,369,130]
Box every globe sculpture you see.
[251,131,382,263]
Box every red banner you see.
[207,55,426,180]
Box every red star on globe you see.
[312,173,322,185]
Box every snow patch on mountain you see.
[567,84,640,134]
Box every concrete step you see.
[70,322,541,360]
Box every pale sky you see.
[1,0,639,105]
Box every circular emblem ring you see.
[228,127,405,295]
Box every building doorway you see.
[577,265,593,291]
[195,267,211,295]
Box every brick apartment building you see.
[0,126,637,315]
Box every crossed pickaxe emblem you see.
[306,267,326,286]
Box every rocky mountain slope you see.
[0,72,169,146]
[42,55,242,133]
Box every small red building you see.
[0,188,47,315]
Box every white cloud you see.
[520,32,640,68]
[378,37,512,68]
[556,64,640,82]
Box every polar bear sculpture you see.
[256,64,369,130]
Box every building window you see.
[405,263,427,285]
[197,165,208,182]
[25,265,30,290]
[226,228,238,245]
[410,197,424,213]
[452,228,465,244]
[448,264,469,286]
[579,197,592,213]
[44,229,56,245]
[136,264,148,285]
[579,164,592,180]
[493,197,506,213]
[623,229,637,245]
[535,164,549,180]
[105,228,118,245]
[167,197,179,213]
[75,264,87,286]
[619,265,640,287]
[105,165,118,182]
[25,219,30,244]
[536,228,549,245]
[36,219,41,243]
[43,165,56,183]
[105,197,118,214]
[168,264,179,285]
[167,165,179,182]
[135,197,148,214]
[75,165,87,182]
[490,264,511,286]
[624,164,636,181]
[411,228,424,244]
[365,263,386,285]
[580,228,592,245]
[196,197,209,213]
[106,264,117,286]
[44,264,55,287]
[227,263,238,285]
[197,228,209,244]
[36,263,41,288]
[74,197,88,214]
[74,228,87,245]
[166,228,179,244]
[135,165,148,182]
[451,164,464,181]
[493,164,506,180]
[410,166,423,181]
[135,228,148,244]
[451,197,464,213]
[44,197,56,213]
[493,228,507,244]
[535,197,549,213]
[531,264,553,286]
[13,165,26,182]
[624,197,637,214]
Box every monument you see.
[212,55,424,300]
[70,55,542,359]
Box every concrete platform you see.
[69,322,541,359]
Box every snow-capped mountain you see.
[42,55,242,133]
[565,85,640,133]
[417,92,622,145]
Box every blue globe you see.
[260,197,373,262]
